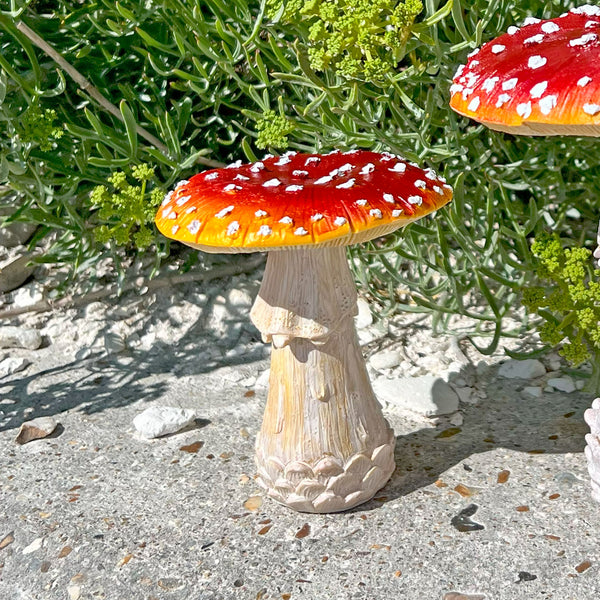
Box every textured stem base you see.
[251,247,395,513]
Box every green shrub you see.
[1,0,599,357]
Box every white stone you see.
[497,359,546,379]
[354,298,373,329]
[133,406,196,439]
[11,282,44,308]
[522,386,543,399]
[373,375,460,417]
[22,537,43,554]
[369,350,402,371]
[547,376,576,393]
[454,386,475,404]
[255,368,270,388]
[0,326,42,350]
[0,357,30,377]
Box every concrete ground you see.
[1,277,599,600]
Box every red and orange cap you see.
[155,150,452,253]
[449,5,600,135]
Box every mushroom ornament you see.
[156,150,452,512]
[449,4,600,506]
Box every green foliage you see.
[90,164,163,251]
[522,232,600,384]
[268,0,423,83]
[256,110,295,149]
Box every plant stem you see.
[588,352,600,396]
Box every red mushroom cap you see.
[155,151,452,253]
[449,5,600,135]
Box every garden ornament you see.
[449,4,600,505]
[155,150,452,512]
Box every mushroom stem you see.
[250,246,396,513]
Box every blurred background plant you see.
[1,0,599,359]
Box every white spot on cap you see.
[539,95,558,115]
[450,83,464,94]
[468,97,480,112]
[176,195,191,206]
[305,156,320,165]
[359,163,375,175]
[407,195,422,205]
[275,155,291,165]
[263,178,281,187]
[465,73,479,88]
[343,149,359,154]
[583,103,600,115]
[453,64,465,79]
[333,217,347,227]
[502,78,519,91]
[262,153,274,160]
[311,213,323,222]
[162,207,174,219]
[285,185,303,192]
[467,48,480,58]
[216,205,234,218]
[161,191,173,206]
[496,93,511,107]
[224,184,241,192]
[433,186,444,195]
[284,150,297,157]
[392,209,403,217]
[293,170,309,177]
[205,172,218,180]
[226,160,242,169]
[491,44,506,54]
[414,180,427,189]
[578,76,592,87]
[234,174,249,181]
[328,168,340,177]
[516,102,532,118]
[257,225,272,236]
[255,209,268,217]
[314,175,333,185]
[425,169,438,180]
[186,206,197,214]
[338,163,354,173]
[389,162,406,173]
[188,220,201,234]
[585,20,598,28]
[507,26,520,35]
[571,5,600,17]
[570,33,598,46]
[250,162,264,172]
[294,227,308,236]
[369,209,382,219]
[356,199,368,206]
[524,34,545,44]
[383,193,395,203]
[336,178,355,189]
[481,77,499,92]
[279,216,293,224]
[523,17,541,25]
[175,180,189,188]
[541,22,560,34]
[528,55,547,69]
[530,81,548,98]
[171,225,179,235]
[227,221,240,236]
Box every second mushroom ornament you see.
[156,150,452,512]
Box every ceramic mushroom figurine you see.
[448,4,600,505]
[155,150,452,512]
